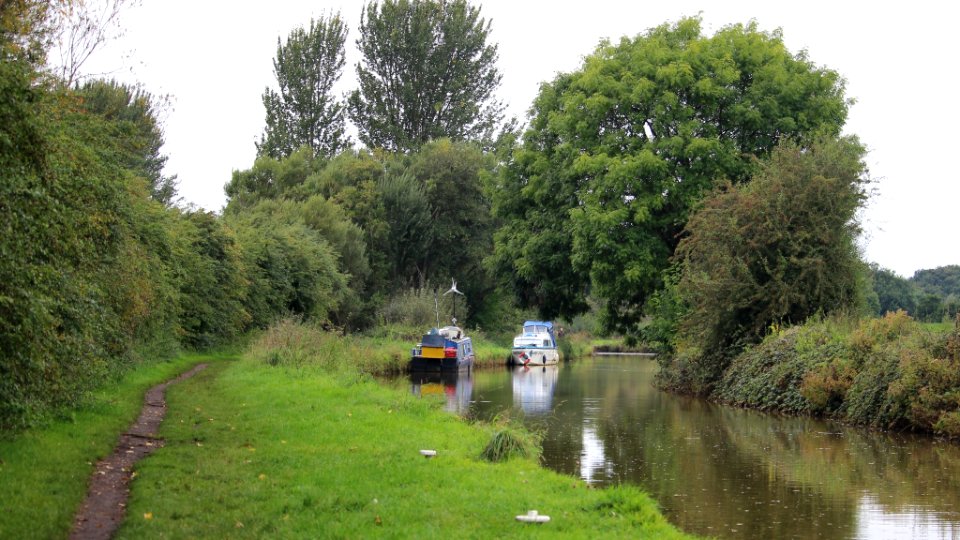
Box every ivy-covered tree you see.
[348,0,505,151]
[674,138,868,374]
[491,17,850,337]
[258,13,350,159]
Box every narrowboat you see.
[410,280,474,371]
[410,325,475,371]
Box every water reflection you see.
[402,357,960,539]
[408,370,473,413]
[511,365,558,415]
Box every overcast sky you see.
[84,0,959,278]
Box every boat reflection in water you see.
[409,370,474,413]
[512,365,559,416]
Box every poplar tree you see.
[258,13,349,159]
[348,0,505,151]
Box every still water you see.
[405,356,960,539]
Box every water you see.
[404,356,960,539]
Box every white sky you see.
[84,0,960,278]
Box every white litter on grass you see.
[419,449,437,458]
[516,510,550,523]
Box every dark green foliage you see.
[348,0,505,151]
[76,79,178,205]
[675,138,868,364]
[712,325,839,414]
[915,293,944,323]
[871,265,917,315]
[911,265,960,298]
[258,14,350,159]
[227,204,346,328]
[377,172,432,287]
[1,66,131,429]
[492,17,850,337]
[175,211,249,348]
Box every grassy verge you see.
[0,352,227,539]
[117,352,693,538]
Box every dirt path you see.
[69,363,209,540]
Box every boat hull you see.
[511,347,559,366]
[409,355,473,371]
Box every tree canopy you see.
[491,17,851,337]
[347,0,505,151]
[258,13,350,159]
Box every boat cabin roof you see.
[522,321,553,333]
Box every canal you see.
[403,355,960,539]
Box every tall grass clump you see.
[250,318,412,375]
[479,413,542,462]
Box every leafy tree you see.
[175,211,250,348]
[915,293,945,323]
[227,205,347,327]
[491,17,850,337]
[225,146,316,205]
[258,13,349,159]
[674,138,868,374]
[377,172,432,288]
[911,265,960,299]
[871,265,917,316]
[348,0,505,151]
[76,79,178,204]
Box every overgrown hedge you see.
[663,312,960,438]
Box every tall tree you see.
[491,17,850,337]
[348,0,505,151]
[258,13,349,159]
[77,79,178,204]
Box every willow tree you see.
[258,13,350,159]
[490,17,850,337]
[348,0,505,151]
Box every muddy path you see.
[69,363,209,540]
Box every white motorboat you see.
[511,320,560,366]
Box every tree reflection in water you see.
[453,356,960,540]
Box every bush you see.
[689,311,960,438]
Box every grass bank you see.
[660,311,960,438]
[115,340,692,538]
[0,352,227,539]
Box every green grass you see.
[116,355,693,539]
[0,352,225,539]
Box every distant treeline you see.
[871,264,960,322]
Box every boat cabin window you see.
[525,325,549,334]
